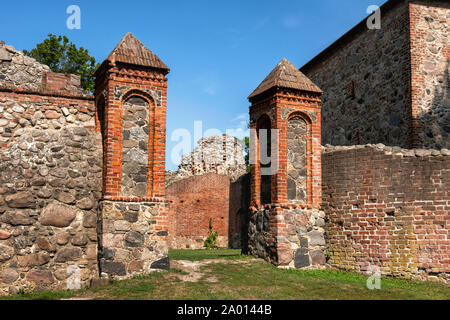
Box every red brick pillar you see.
[94,33,170,278]
[247,58,326,268]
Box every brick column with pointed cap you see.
[94,33,170,278]
[247,58,326,268]
[95,32,169,201]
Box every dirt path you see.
[170,259,258,283]
[61,258,259,300]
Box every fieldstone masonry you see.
[166,135,248,250]
[247,58,326,268]
[301,0,450,150]
[99,201,169,277]
[287,116,308,203]
[169,135,246,185]
[121,97,150,197]
[409,1,450,150]
[1,0,449,296]
[0,44,101,295]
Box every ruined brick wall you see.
[0,44,102,295]
[0,43,88,97]
[168,135,246,185]
[167,173,248,249]
[166,135,248,250]
[322,144,450,282]
[409,1,450,149]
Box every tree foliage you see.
[23,34,99,92]
[236,126,250,173]
[243,136,250,172]
[204,218,218,250]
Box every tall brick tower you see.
[247,58,326,268]
[94,33,169,278]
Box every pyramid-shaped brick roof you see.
[249,58,322,99]
[106,32,169,72]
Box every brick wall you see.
[167,173,249,249]
[323,144,450,282]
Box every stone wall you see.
[409,1,450,149]
[94,33,171,280]
[168,135,246,185]
[302,1,412,148]
[287,116,308,203]
[302,0,449,149]
[121,96,150,197]
[322,144,450,283]
[0,44,101,295]
[98,201,169,278]
[248,207,326,268]
[247,58,325,270]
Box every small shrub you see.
[204,218,218,250]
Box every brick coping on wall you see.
[0,84,94,101]
[249,203,314,211]
[102,196,169,203]
[323,143,450,157]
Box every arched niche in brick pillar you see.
[94,32,169,201]
[286,111,313,206]
[119,89,157,199]
[248,58,322,208]
[256,114,272,205]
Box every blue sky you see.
[1,0,386,170]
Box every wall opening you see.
[257,115,272,205]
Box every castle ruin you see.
[0,0,448,295]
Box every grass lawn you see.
[168,248,250,261]
[1,249,449,300]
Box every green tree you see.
[23,34,99,92]
[243,136,250,173]
[204,218,218,250]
